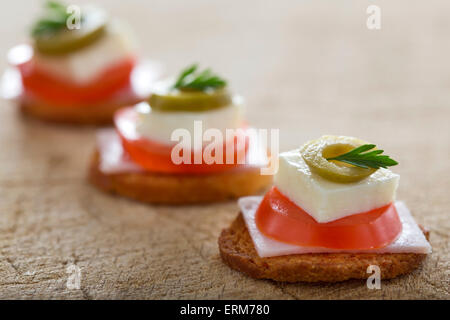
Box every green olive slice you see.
[300,135,377,183]
[148,82,232,112]
[34,6,107,55]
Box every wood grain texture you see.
[0,0,449,299]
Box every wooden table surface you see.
[0,0,449,299]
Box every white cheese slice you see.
[96,128,268,174]
[135,98,244,146]
[274,149,399,223]
[32,21,135,84]
[239,196,431,258]
[96,129,143,174]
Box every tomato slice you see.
[114,107,249,174]
[255,187,402,250]
[18,56,135,105]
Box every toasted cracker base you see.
[20,96,141,125]
[219,213,429,283]
[89,151,272,204]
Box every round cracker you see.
[89,151,272,204]
[219,213,429,282]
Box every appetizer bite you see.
[219,135,431,282]
[89,64,272,204]
[4,1,160,125]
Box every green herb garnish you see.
[172,64,227,91]
[31,1,71,37]
[326,144,399,169]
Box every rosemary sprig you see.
[326,144,399,169]
[31,1,71,37]
[172,64,227,91]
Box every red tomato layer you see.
[255,187,402,250]
[18,56,135,106]
[115,107,249,174]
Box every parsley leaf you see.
[31,1,71,37]
[326,144,399,169]
[172,64,227,91]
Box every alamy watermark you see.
[66,5,81,30]
[170,122,279,175]
[66,263,81,290]
[366,265,381,289]
[367,4,381,30]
